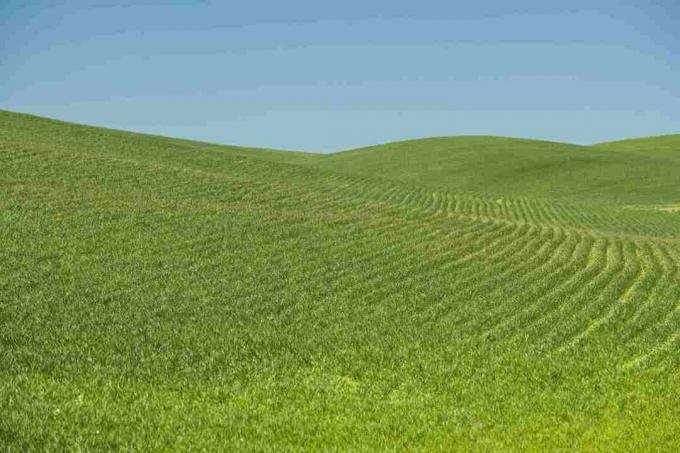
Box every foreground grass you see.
[1,111,679,450]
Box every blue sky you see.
[2,1,680,151]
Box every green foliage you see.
[1,110,679,450]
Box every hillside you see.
[309,136,680,206]
[595,134,680,155]
[1,110,679,450]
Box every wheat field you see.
[1,110,679,450]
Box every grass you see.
[1,110,679,451]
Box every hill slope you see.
[1,111,679,450]
[595,134,680,155]
[309,135,680,206]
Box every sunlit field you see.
[2,111,679,450]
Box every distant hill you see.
[308,135,680,205]
[595,134,680,155]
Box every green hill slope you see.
[310,135,680,206]
[1,110,679,450]
[595,134,680,155]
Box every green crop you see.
[1,110,679,451]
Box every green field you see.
[1,110,679,450]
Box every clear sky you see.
[2,0,680,151]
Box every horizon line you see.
[3,108,679,155]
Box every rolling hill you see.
[1,110,679,450]
[310,135,680,206]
